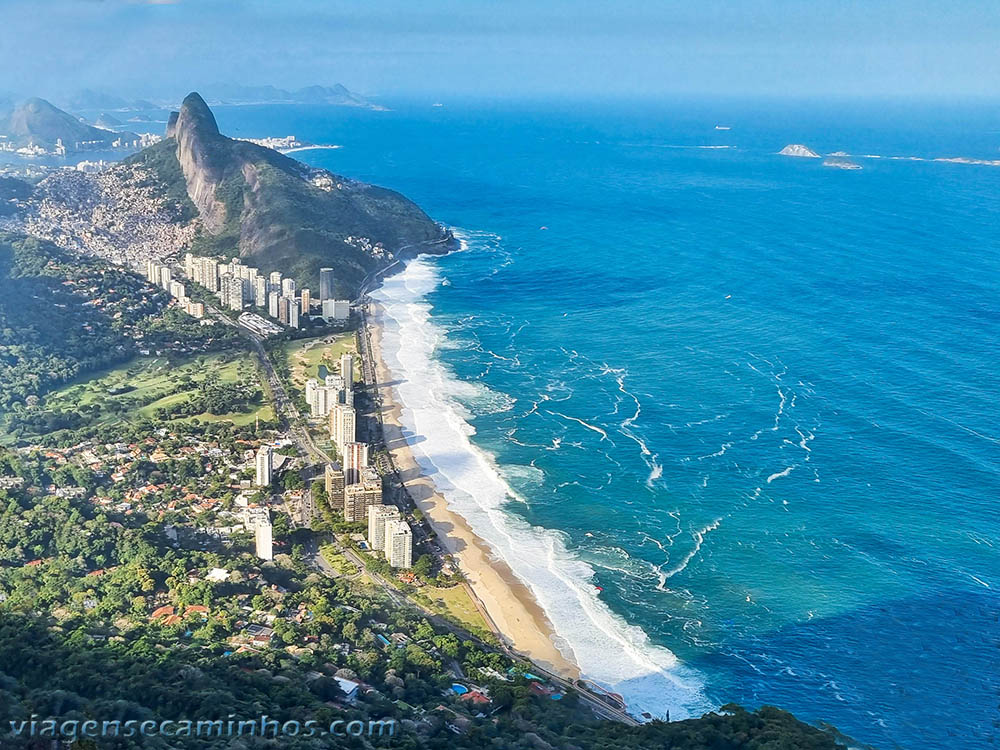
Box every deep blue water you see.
[217,99,1000,749]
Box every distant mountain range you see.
[0,98,140,151]
[197,83,389,110]
[61,89,157,113]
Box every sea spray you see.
[373,255,712,720]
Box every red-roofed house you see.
[150,605,175,622]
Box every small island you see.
[823,157,862,170]
[779,144,821,158]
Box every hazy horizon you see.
[3,0,999,103]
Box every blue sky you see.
[3,0,999,101]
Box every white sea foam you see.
[656,519,723,586]
[546,410,612,442]
[766,466,795,483]
[373,255,712,720]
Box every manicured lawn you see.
[320,545,360,576]
[283,333,359,389]
[424,584,489,633]
[43,352,272,428]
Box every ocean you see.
[216,98,1000,749]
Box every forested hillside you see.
[0,233,156,410]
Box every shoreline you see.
[278,144,342,154]
[366,301,581,680]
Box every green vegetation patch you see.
[37,353,271,431]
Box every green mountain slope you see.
[151,93,453,297]
[0,98,138,150]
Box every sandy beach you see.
[367,303,580,680]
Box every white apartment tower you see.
[331,404,357,455]
[253,276,268,307]
[221,274,244,311]
[312,385,336,418]
[384,519,413,569]
[256,521,273,561]
[245,507,273,561]
[368,504,401,551]
[305,378,319,410]
[255,445,273,487]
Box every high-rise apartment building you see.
[342,442,369,485]
[285,296,299,329]
[322,299,350,322]
[384,519,413,569]
[340,353,354,392]
[343,469,382,522]
[368,505,400,551]
[255,445,273,487]
[253,276,268,307]
[324,464,345,508]
[331,404,357,455]
[221,274,244,311]
[319,268,335,301]
[245,507,273,561]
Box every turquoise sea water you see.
[218,100,1000,749]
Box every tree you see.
[413,554,434,578]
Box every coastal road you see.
[355,235,455,301]
[217,294,641,727]
[200,297,329,464]
[245,330,332,467]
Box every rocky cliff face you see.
[163,91,453,295]
[169,93,228,232]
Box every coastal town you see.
[0,83,855,749]
[0,136,644,733]
[0,244,618,738]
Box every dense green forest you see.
[0,233,242,433]
[0,232,154,409]
[0,419,845,749]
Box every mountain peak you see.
[175,92,219,137]
[0,97,134,150]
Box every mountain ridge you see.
[0,97,140,151]
[199,82,389,110]
[155,92,452,295]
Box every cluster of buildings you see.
[0,132,161,158]
[235,135,314,152]
[14,167,198,270]
[21,431,297,563]
[368,505,413,570]
[311,354,413,569]
[181,254,351,330]
[306,352,355,417]
[144,259,206,318]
